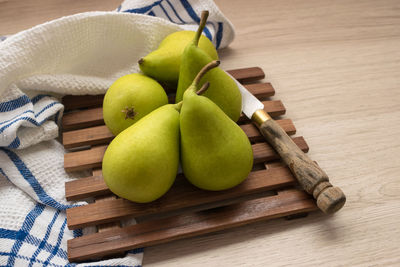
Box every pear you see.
[180,61,253,191]
[103,73,168,135]
[138,11,218,84]
[102,104,180,203]
[175,11,242,122]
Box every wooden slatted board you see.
[62,67,319,262]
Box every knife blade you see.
[226,72,264,119]
[227,71,346,214]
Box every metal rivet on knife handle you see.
[252,109,346,214]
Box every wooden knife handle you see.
[253,110,346,214]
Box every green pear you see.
[138,11,218,83]
[180,61,253,191]
[175,11,242,122]
[103,73,168,135]
[102,104,180,203]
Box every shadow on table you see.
[143,210,343,265]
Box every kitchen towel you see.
[0,0,235,266]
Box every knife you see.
[227,72,346,214]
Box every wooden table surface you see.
[1,0,399,266]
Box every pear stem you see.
[192,60,220,88]
[196,82,210,95]
[193,10,209,46]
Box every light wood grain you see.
[0,0,121,35]
[2,0,400,266]
[150,0,400,266]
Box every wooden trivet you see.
[62,67,318,262]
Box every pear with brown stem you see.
[176,11,242,122]
[138,10,218,84]
[180,61,253,190]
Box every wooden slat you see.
[63,125,113,149]
[91,168,123,256]
[226,67,265,83]
[244,83,275,98]
[167,82,275,104]
[64,146,106,172]
[64,136,308,173]
[62,108,103,131]
[62,95,104,111]
[66,165,296,229]
[66,175,110,201]
[68,189,317,262]
[62,100,285,132]
[65,160,298,202]
[62,67,268,111]
[62,118,295,149]
[95,196,122,232]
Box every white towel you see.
[0,0,235,266]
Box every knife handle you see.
[252,110,346,214]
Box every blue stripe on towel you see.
[28,210,60,267]
[0,148,74,210]
[0,101,60,133]
[0,252,64,267]
[159,2,175,23]
[54,110,60,125]
[216,22,223,49]
[0,227,68,260]
[31,94,51,105]
[122,0,216,45]
[7,137,20,149]
[179,0,212,41]
[7,203,45,266]
[0,228,18,239]
[0,116,40,133]
[24,232,68,259]
[166,0,186,24]
[124,1,163,14]
[0,95,31,112]
[73,228,83,238]
[35,101,59,118]
[0,94,52,115]
[0,110,34,126]
[43,218,67,265]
